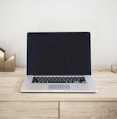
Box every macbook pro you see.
[21,32,97,92]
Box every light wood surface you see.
[0,102,58,119]
[0,67,117,119]
[60,102,117,119]
[0,67,117,101]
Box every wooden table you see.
[0,68,117,119]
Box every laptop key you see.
[32,77,86,83]
[32,77,38,83]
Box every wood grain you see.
[0,67,117,101]
[60,102,117,119]
[0,67,117,119]
[0,102,58,119]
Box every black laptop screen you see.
[27,32,91,75]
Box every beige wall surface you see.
[0,0,117,67]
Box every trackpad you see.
[48,85,70,90]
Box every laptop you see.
[21,32,97,92]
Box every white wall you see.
[0,0,117,67]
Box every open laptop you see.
[21,32,97,92]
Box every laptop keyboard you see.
[32,77,86,83]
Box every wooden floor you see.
[0,67,117,119]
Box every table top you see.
[0,67,117,102]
